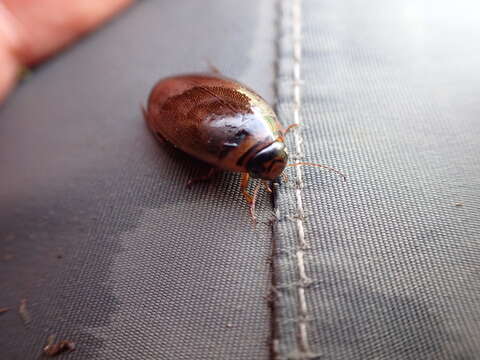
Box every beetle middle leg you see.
[187,168,218,188]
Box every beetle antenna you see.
[281,123,299,136]
[287,162,347,180]
[249,181,262,226]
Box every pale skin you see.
[0,0,133,103]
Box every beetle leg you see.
[249,181,262,225]
[187,168,218,188]
[240,173,253,204]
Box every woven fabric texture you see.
[0,1,276,359]
[272,0,480,359]
[2,0,480,359]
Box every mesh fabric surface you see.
[272,0,480,359]
[0,1,275,359]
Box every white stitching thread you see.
[292,0,311,358]
[274,1,321,358]
[290,0,317,358]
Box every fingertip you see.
[0,49,19,104]
[0,5,20,103]
[3,0,135,64]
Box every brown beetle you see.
[144,73,344,214]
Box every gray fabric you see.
[0,1,276,359]
[273,0,480,359]
[3,0,480,359]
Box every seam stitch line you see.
[290,0,313,357]
[273,1,321,359]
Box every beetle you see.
[143,73,344,216]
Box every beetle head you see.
[247,141,288,180]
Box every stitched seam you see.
[273,0,319,359]
[290,0,314,357]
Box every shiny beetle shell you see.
[145,73,288,180]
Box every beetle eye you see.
[247,141,288,180]
[248,160,264,178]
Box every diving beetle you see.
[143,73,344,216]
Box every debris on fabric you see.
[19,299,31,325]
[0,307,10,315]
[43,336,76,357]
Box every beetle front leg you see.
[240,173,253,204]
